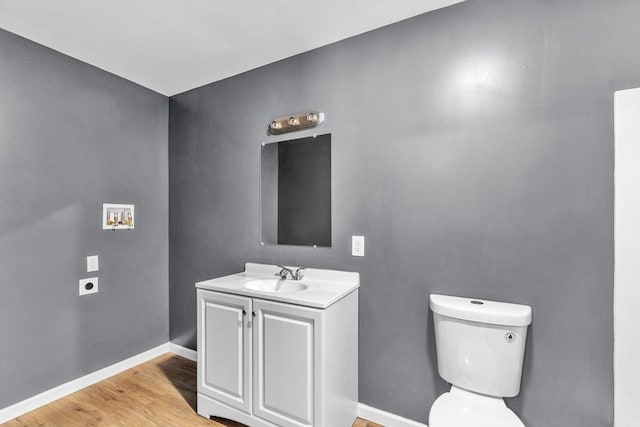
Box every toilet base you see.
[429,386,525,427]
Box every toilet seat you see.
[429,386,525,427]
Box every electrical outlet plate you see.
[352,235,365,257]
[79,277,99,296]
[87,255,99,272]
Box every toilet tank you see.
[430,294,532,398]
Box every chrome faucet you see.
[275,265,305,280]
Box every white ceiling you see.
[0,0,463,96]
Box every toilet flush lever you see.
[505,332,516,343]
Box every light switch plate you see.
[352,235,365,257]
[79,277,99,296]
[87,255,99,272]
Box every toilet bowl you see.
[428,294,532,427]
[429,386,524,427]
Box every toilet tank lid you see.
[430,294,532,326]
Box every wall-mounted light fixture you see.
[269,111,324,135]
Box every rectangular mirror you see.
[261,133,331,247]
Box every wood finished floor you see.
[3,353,381,427]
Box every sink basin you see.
[243,278,308,293]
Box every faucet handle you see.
[275,265,294,279]
[294,268,305,280]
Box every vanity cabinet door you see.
[197,290,252,414]
[252,299,323,427]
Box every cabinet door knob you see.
[242,309,246,316]
[252,311,256,317]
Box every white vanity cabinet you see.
[196,264,358,427]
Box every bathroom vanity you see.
[195,263,359,427]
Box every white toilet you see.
[428,294,532,427]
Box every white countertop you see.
[195,262,360,309]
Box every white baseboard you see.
[168,345,426,427]
[1,343,426,427]
[358,403,428,427]
[168,342,197,361]
[0,343,170,424]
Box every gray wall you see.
[0,30,169,409]
[169,1,640,425]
